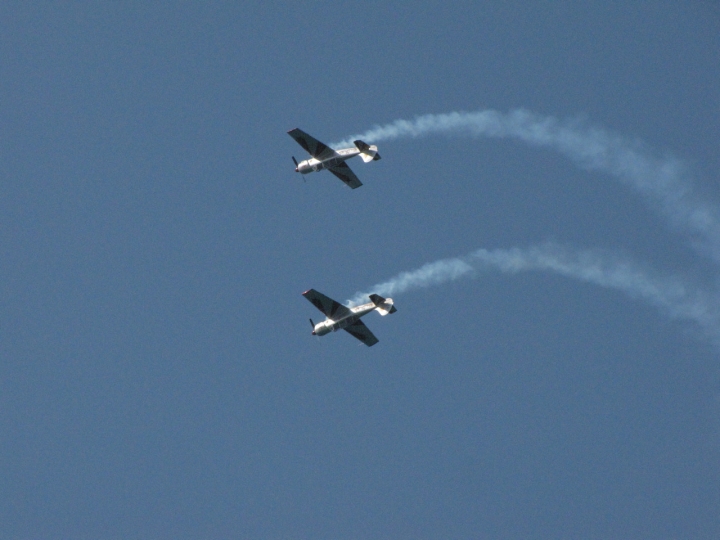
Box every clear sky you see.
[1,2,719,538]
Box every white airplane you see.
[302,289,397,347]
[288,128,381,189]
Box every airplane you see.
[288,128,381,189]
[302,289,397,347]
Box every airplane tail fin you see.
[369,293,397,316]
[354,140,381,163]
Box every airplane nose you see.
[311,330,316,335]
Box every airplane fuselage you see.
[295,147,360,174]
[312,301,376,336]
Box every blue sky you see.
[1,2,719,538]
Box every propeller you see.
[309,318,321,343]
[292,156,298,172]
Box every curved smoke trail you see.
[334,109,720,261]
[334,110,720,344]
[346,243,720,344]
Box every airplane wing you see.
[328,162,363,189]
[287,128,337,161]
[343,319,379,347]
[302,289,352,320]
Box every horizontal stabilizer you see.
[369,294,397,316]
[354,140,381,163]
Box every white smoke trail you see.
[347,243,720,343]
[334,110,720,260]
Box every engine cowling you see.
[296,160,312,174]
[297,158,323,174]
[313,320,332,336]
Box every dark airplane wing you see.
[343,319,379,347]
[287,128,337,161]
[302,289,351,320]
[328,162,363,189]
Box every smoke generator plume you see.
[347,243,720,344]
[335,109,720,346]
[334,110,720,261]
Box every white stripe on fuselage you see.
[313,302,376,334]
[297,147,361,174]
